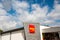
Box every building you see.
[0,26,60,40]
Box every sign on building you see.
[24,22,42,40]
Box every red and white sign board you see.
[24,22,42,40]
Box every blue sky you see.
[0,0,60,31]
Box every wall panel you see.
[11,30,24,40]
[2,33,10,40]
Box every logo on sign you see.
[29,24,35,34]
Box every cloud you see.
[13,0,59,27]
[0,0,60,32]
[0,2,17,31]
[46,1,60,27]
[0,9,7,16]
[0,3,4,8]
[0,3,7,16]
[1,0,12,11]
[12,0,48,23]
[0,15,17,31]
[12,0,29,11]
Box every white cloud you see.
[46,1,60,27]
[0,16,18,31]
[0,3,17,31]
[13,0,59,27]
[31,4,48,18]
[44,20,54,24]
[1,0,12,11]
[0,3,7,16]
[12,0,29,10]
[47,3,60,20]
[12,0,48,23]
[0,9,7,16]
[0,0,60,31]
[0,3,4,8]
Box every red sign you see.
[29,24,35,34]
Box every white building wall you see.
[2,33,10,40]
[11,30,24,40]
[0,34,1,40]
[0,30,24,40]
